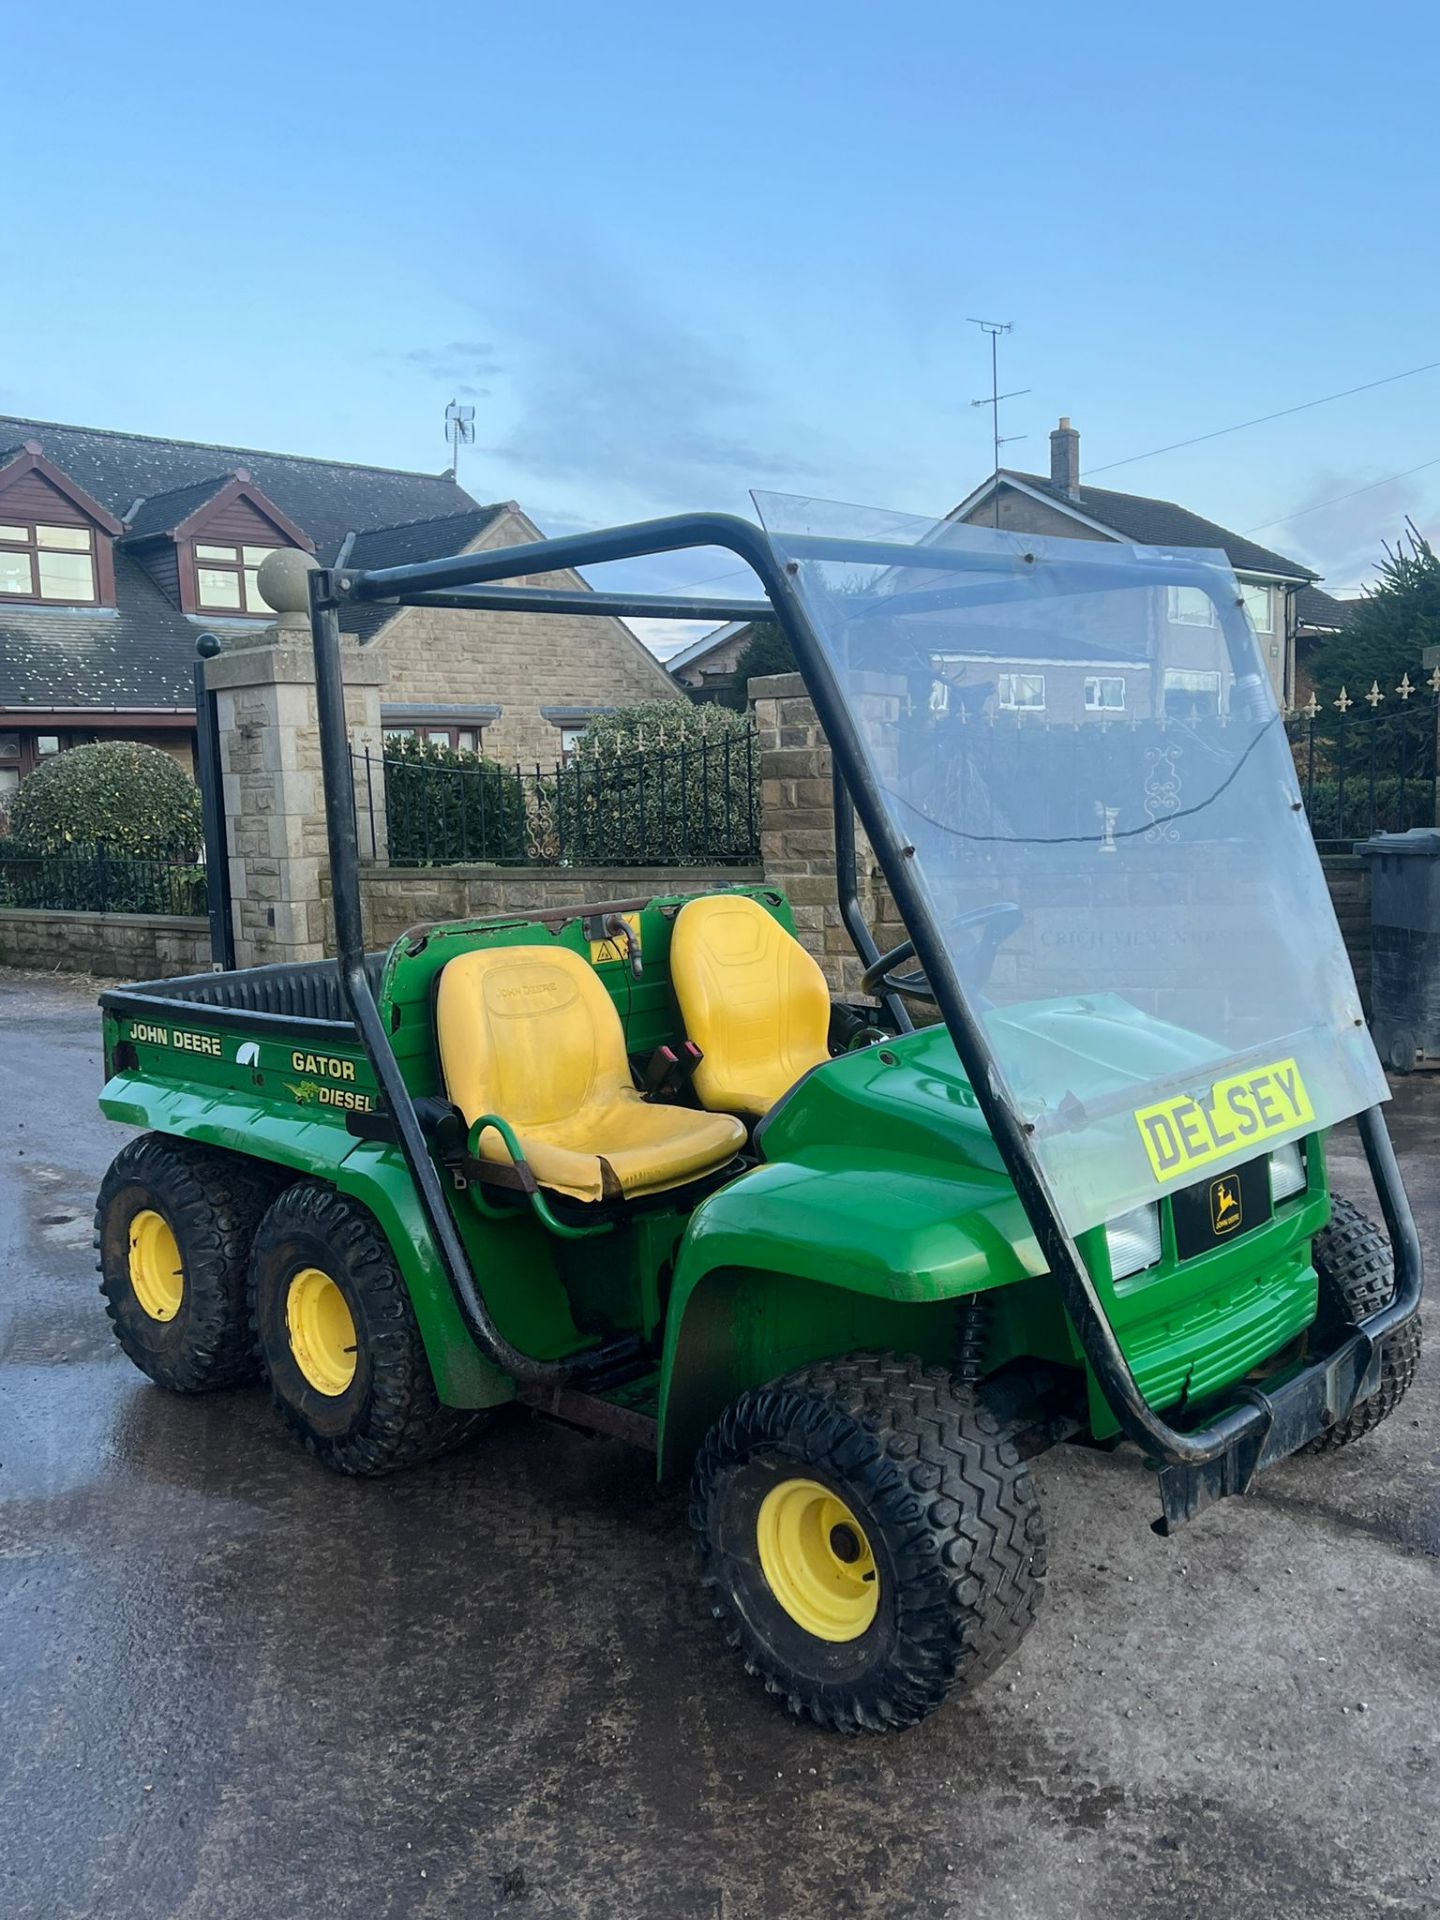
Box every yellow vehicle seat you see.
[670,895,832,1119]
[436,945,746,1205]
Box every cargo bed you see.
[99,955,386,1042]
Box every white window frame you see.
[1240,582,1273,633]
[1084,675,1126,712]
[558,725,587,763]
[997,672,1046,712]
[1166,585,1216,627]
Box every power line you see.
[1086,358,1440,477]
[1244,456,1440,534]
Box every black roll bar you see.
[308,512,1421,1467]
[832,763,912,1036]
[309,595,571,1386]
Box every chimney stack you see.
[1050,417,1081,500]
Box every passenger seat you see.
[670,895,832,1120]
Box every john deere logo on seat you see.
[1210,1178,1242,1236]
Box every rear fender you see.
[99,1076,510,1407]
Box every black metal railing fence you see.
[1285,669,1440,850]
[0,842,208,916]
[358,732,761,869]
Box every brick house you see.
[0,415,681,802]
[949,420,1320,712]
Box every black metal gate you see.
[193,635,235,970]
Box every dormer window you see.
[0,522,99,603]
[194,542,280,615]
[0,444,121,605]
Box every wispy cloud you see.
[396,341,502,401]
[1268,467,1440,589]
[470,246,826,519]
[625,616,727,661]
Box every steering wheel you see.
[860,903,1023,1001]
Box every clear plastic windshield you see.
[755,494,1387,1236]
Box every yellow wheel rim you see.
[128,1209,184,1322]
[285,1267,358,1397]
[755,1477,879,1642]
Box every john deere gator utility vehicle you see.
[94,498,1422,1732]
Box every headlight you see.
[1105,1202,1163,1280]
[1269,1139,1307,1203]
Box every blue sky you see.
[3,0,1436,651]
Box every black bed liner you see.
[99,954,386,1041]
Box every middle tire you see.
[249,1182,478,1476]
[691,1351,1047,1732]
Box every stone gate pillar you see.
[203,550,387,971]
[751,670,904,996]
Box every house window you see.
[1166,585,1215,627]
[559,726,587,762]
[1241,582,1273,633]
[0,730,19,798]
[1084,675,1126,712]
[0,523,98,603]
[384,725,482,754]
[1163,668,1222,720]
[193,543,279,615]
[997,673,1045,712]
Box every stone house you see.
[0,414,680,802]
[948,420,1321,712]
[667,620,753,701]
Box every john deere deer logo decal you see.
[1210,1177,1242,1236]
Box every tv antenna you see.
[444,399,475,481]
[968,320,1029,527]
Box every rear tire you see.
[1301,1196,1421,1455]
[690,1351,1046,1732]
[249,1182,478,1476]
[95,1135,279,1393]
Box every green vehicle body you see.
[99,881,1332,1472]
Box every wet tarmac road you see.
[1,971,1438,1920]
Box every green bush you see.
[1300,775,1437,845]
[565,700,759,865]
[382,734,530,866]
[735,621,796,684]
[8,741,202,859]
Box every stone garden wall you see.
[0,908,210,980]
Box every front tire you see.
[1302,1196,1421,1455]
[690,1352,1047,1732]
[249,1182,477,1476]
[95,1135,279,1392]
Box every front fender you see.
[655,1152,1042,1474]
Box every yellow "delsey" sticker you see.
[1134,1057,1314,1182]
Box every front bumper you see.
[1151,1326,1385,1534]
[1072,1107,1422,1535]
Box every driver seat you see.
[670,895,831,1119]
[436,945,746,1205]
